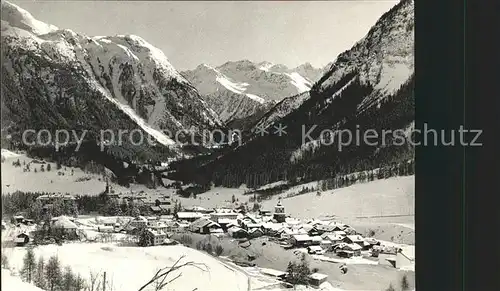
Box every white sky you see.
[10,0,398,71]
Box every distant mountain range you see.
[182,61,325,125]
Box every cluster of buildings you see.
[171,199,384,259]
[108,192,173,214]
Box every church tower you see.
[273,198,286,223]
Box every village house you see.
[128,216,148,229]
[310,236,323,246]
[320,240,333,250]
[290,234,312,247]
[189,218,222,235]
[51,216,78,239]
[322,233,344,245]
[175,212,205,222]
[146,229,168,246]
[148,221,169,232]
[150,206,163,214]
[184,206,212,214]
[97,225,115,233]
[218,218,238,232]
[343,235,365,247]
[248,227,264,238]
[258,209,272,216]
[333,230,347,237]
[210,209,239,223]
[335,243,362,257]
[227,226,248,238]
[308,273,328,287]
[15,233,30,246]
[307,245,325,255]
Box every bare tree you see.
[137,255,208,291]
[86,270,102,291]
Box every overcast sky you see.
[11,0,398,71]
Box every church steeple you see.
[273,197,286,222]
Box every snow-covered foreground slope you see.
[4,243,344,291]
[1,269,45,291]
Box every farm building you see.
[290,234,312,247]
[15,233,30,246]
[308,273,328,287]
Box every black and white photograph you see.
[1,1,416,290]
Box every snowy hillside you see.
[182,60,323,123]
[1,1,221,154]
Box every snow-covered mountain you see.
[314,0,414,112]
[1,1,221,159]
[181,60,323,123]
[253,0,414,133]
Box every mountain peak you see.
[1,1,58,35]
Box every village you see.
[2,191,415,290]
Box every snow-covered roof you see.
[310,236,323,242]
[292,234,311,241]
[308,245,323,251]
[345,243,362,251]
[346,235,364,242]
[309,273,328,281]
[176,212,204,219]
[260,268,287,277]
[52,216,77,229]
